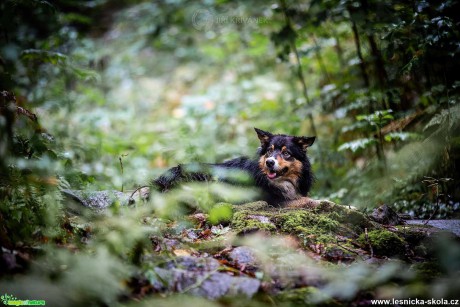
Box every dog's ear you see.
[293,136,315,151]
[254,128,273,147]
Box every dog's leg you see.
[152,164,212,192]
[152,165,185,192]
[280,197,321,209]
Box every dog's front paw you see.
[281,197,321,209]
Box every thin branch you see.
[118,153,129,192]
[181,269,219,293]
[128,185,150,205]
[336,240,365,261]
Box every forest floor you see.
[60,192,460,305]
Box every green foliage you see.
[338,138,376,152]
[208,202,233,225]
[356,109,394,127]
[0,247,129,306]
[358,229,406,257]
[21,49,67,65]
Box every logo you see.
[192,9,215,31]
[191,8,270,31]
[1,294,45,306]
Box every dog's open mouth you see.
[267,167,288,180]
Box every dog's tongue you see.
[268,172,277,179]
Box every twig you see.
[128,185,150,204]
[180,268,218,293]
[364,228,374,258]
[422,177,448,225]
[118,153,129,192]
[423,191,441,225]
[336,240,365,261]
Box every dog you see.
[153,128,315,205]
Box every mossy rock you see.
[232,210,276,234]
[358,229,406,257]
[337,209,377,230]
[274,287,318,306]
[233,201,271,212]
[396,224,451,245]
[230,201,378,259]
[323,244,358,262]
[229,201,450,260]
[275,287,339,306]
[410,261,443,281]
[276,210,342,249]
[277,210,340,233]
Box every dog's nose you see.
[266,159,275,168]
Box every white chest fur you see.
[269,179,302,200]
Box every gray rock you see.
[228,246,258,267]
[62,187,149,211]
[168,256,221,271]
[152,256,260,299]
[370,204,405,225]
[406,220,460,237]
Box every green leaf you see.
[384,132,420,142]
[13,210,22,222]
[208,203,233,225]
[21,49,67,65]
[338,138,376,152]
[356,110,393,126]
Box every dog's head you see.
[255,128,315,182]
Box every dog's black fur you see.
[153,128,315,205]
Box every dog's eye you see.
[283,151,290,158]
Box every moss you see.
[413,244,428,257]
[315,200,343,213]
[312,202,377,232]
[411,261,443,281]
[338,210,371,228]
[275,287,339,307]
[231,211,276,234]
[396,225,428,245]
[296,226,337,245]
[231,200,405,260]
[323,244,357,262]
[274,287,318,306]
[358,229,406,257]
[277,210,339,233]
[233,201,270,212]
[275,210,344,255]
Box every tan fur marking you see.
[279,159,303,187]
[259,153,303,184]
[259,155,267,174]
[259,152,304,200]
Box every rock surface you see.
[406,220,460,236]
[151,256,260,299]
[369,204,405,225]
